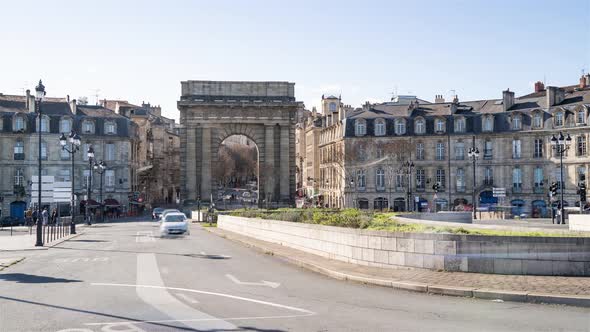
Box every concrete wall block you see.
[456,241,482,256]
[552,261,585,276]
[536,244,572,261]
[357,235,369,248]
[444,256,468,272]
[397,238,415,252]
[381,237,397,251]
[404,252,425,268]
[414,239,435,254]
[435,240,457,255]
[374,249,389,264]
[522,260,554,275]
[362,248,375,262]
[493,259,523,275]
[467,257,494,273]
[481,241,509,258]
[423,255,445,270]
[368,236,382,250]
[389,251,405,266]
[352,247,363,260]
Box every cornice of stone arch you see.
[211,123,265,153]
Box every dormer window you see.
[104,121,117,135]
[13,115,26,131]
[512,114,521,130]
[577,110,586,124]
[355,119,366,136]
[414,118,425,134]
[483,115,493,132]
[555,111,564,127]
[37,115,49,133]
[329,102,337,112]
[82,120,95,134]
[533,112,543,128]
[435,118,445,133]
[374,118,386,136]
[395,118,406,135]
[59,117,71,133]
[454,117,466,133]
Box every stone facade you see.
[310,75,590,216]
[178,81,301,206]
[0,92,137,219]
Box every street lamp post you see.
[468,146,480,220]
[59,132,81,234]
[349,177,355,208]
[85,146,95,225]
[34,80,46,247]
[93,161,107,223]
[550,132,572,224]
[398,161,415,212]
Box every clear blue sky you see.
[1,0,589,120]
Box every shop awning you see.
[103,198,120,207]
[80,199,100,208]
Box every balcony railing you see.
[483,150,493,159]
[13,153,25,160]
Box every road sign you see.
[31,176,72,203]
[492,187,506,197]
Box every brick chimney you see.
[534,81,545,92]
[69,99,77,115]
[580,75,590,89]
[502,89,515,111]
[25,89,30,110]
[546,86,565,107]
[434,94,445,103]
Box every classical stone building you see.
[0,92,137,219]
[102,100,180,208]
[315,75,590,217]
[178,80,301,206]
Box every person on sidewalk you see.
[32,209,38,226]
[50,208,57,225]
[42,208,49,226]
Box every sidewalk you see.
[0,226,84,251]
[206,227,590,307]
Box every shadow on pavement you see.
[53,246,231,260]
[68,239,110,243]
[0,273,82,284]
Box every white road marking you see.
[84,313,315,326]
[176,293,199,304]
[135,231,154,243]
[91,283,312,314]
[54,257,110,263]
[226,274,281,288]
[134,253,235,330]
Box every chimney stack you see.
[25,89,31,111]
[434,94,445,103]
[546,86,565,107]
[534,81,545,93]
[502,89,515,111]
[586,74,590,87]
[452,95,459,103]
[70,99,77,115]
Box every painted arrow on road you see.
[225,274,281,288]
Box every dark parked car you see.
[152,207,165,220]
[0,216,23,227]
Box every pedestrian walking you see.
[32,209,38,225]
[50,208,57,225]
[25,209,32,226]
[42,208,49,226]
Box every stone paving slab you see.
[206,227,590,307]
[0,257,25,271]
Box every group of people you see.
[24,207,60,226]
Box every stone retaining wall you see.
[218,215,590,276]
[401,212,472,223]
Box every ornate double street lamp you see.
[59,131,82,234]
[468,146,480,220]
[85,146,95,225]
[34,80,46,247]
[550,132,572,224]
[397,161,415,212]
[349,177,355,208]
[93,160,107,223]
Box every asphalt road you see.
[0,220,589,332]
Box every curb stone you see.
[204,227,590,308]
[0,257,25,271]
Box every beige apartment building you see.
[303,75,590,217]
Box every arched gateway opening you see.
[178,80,300,208]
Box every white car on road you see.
[159,212,190,236]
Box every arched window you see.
[454,117,465,133]
[435,118,445,133]
[414,118,425,134]
[104,121,117,135]
[60,117,72,133]
[13,115,26,131]
[512,114,521,130]
[376,168,385,190]
[374,118,386,136]
[533,112,543,128]
[356,169,366,189]
[329,102,337,112]
[82,120,95,134]
[37,115,49,133]
[355,119,366,136]
[395,118,406,135]
[483,115,493,132]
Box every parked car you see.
[152,207,165,220]
[159,212,189,236]
[0,216,22,227]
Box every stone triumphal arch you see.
[178,80,301,207]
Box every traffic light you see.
[549,182,558,197]
[432,183,440,193]
[580,183,587,202]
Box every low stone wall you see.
[218,215,590,276]
[400,212,472,223]
[570,214,590,231]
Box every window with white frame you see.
[512,114,521,130]
[105,143,116,161]
[484,140,493,159]
[554,167,564,189]
[577,135,587,156]
[14,116,25,131]
[513,167,522,192]
[534,138,543,158]
[37,116,49,133]
[105,170,115,187]
[395,173,404,190]
[40,142,47,160]
[435,118,445,132]
[14,140,24,160]
[456,168,465,192]
[395,118,406,135]
[533,112,543,128]
[104,121,116,135]
[512,139,521,159]
[454,117,465,133]
[555,112,564,126]
[436,142,445,160]
[60,118,71,133]
[355,120,366,136]
[534,167,543,188]
[415,118,425,134]
[416,169,425,190]
[376,168,385,190]
[356,169,366,189]
[455,141,465,160]
[374,119,385,136]
[57,169,71,182]
[82,120,95,134]
[483,116,493,132]
[329,102,337,112]
[484,167,493,185]
[436,169,446,188]
[578,110,586,124]
[14,169,24,186]
[416,142,424,160]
